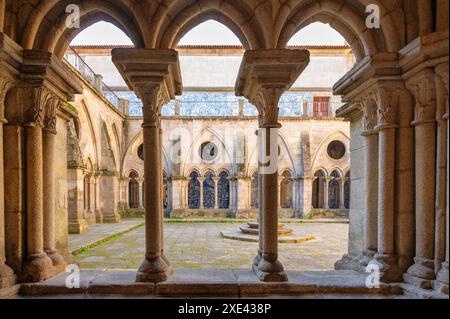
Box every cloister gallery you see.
[0,0,448,299]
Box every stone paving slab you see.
[74,223,349,271]
[68,219,144,253]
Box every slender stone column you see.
[257,122,287,281]
[137,178,144,209]
[213,177,219,209]
[434,64,448,294]
[405,70,437,289]
[137,104,171,282]
[372,85,401,282]
[42,102,65,269]
[234,48,310,282]
[23,121,53,282]
[0,78,15,288]
[324,177,330,210]
[199,177,205,210]
[360,98,379,266]
[93,174,102,223]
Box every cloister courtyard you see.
[70,220,348,272]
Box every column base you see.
[0,263,16,289]
[102,212,121,224]
[334,254,364,273]
[136,255,172,283]
[85,212,96,225]
[21,253,53,282]
[434,261,449,294]
[254,258,288,282]
[68,219,89,234]
[46,250,66,269]
[253,250,262,268]
[371,253,402,282]
[404,257,435,290]
[94,210,103,223]
[359,249,377,268]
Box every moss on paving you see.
[72,222,144,256]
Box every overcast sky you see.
[71,20,347,46]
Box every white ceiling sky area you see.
[71,20,349,88]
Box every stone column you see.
[42,99,65,270]
[22,88,53,282]
[234,48,309,282]
[405,70,437,288]
[213,177,219,209]
[199,177,205,210]
[0,77,15,288]
[434,64,448,294]
[257,122,287,281]
[93,174,102,222]
[360,98,378,266]
[137,100,171,282]
[372,85,401,282]
[137,178,144,209]
[324,177,330,210]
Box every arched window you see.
[218,171,230,209]
[329,170,341,209]
[280,171,293,209]
[344,172,351,209]
[203,171,215,209]
[128,171,139,209]
[250,172,259,209]
[188,171,201,209]
[312,170,326,209]
[83,175,91,211]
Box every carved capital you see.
[251,85,285,127]
[25,87,57,127]
[359,95,377,134]
[141,85,168,127]
[43,95,60,134]
[373,86,399,130]
[407,71,436,125]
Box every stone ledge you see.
[11,269,411,299]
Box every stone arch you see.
[278,132,297,176]
[311,130,350,172]
[328,169,342,209]
[22,0,146,56]
[79,99,99,170]
[312,169,327,209]
[181,126,232,177]
[280,169,294,209]
[276,0,402,59]
[154,0,265,49]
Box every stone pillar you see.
[22,88,54,281]
[199,177,205,210]
[372,85,401,282]
[68,167,89,234]
[434,64,448,294]
[405,70,437,289]
[257,123,287,281]
[234,48,309,281]
[324,177,330,210]
[0,77,15,288]
[42,99,65,270]
[213,177,219,209]
[137,178,144,209]
[360,98,378,266]
[93,174,103,222]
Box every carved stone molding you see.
[43,95,60,134]
[0,75,13,121]
[25,87,55,127]
[359,94,378,134]
[407,70,437,125]
[373,86,400,130]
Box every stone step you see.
[247,222,285,229]
[240,226,293,236]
